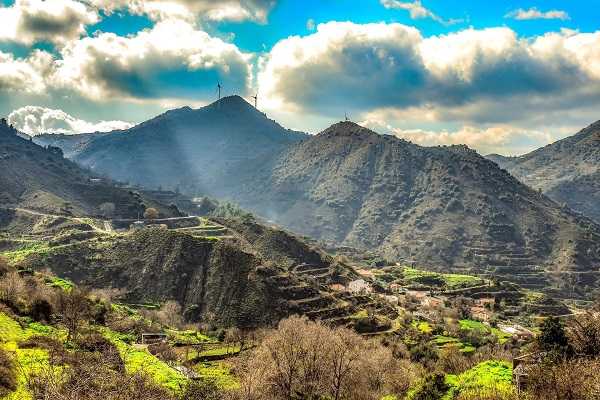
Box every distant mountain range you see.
[0,119,175,218]
[34,97,600,297]
[488,121,600,223]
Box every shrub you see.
[30,298,54,322]
[409,373,450,400]
[0,256,12,276]
[0,348,17,397]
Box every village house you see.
[348,279,372,294]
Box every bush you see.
[30,298,53,322]
[0,348,17,397]
[409,373,450,400]
[0,256,12,276]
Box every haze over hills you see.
[34,97,600,297]
[0,119,173,219]
[35,96,306,195]
[488,121,600,223]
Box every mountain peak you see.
[320,121,377,138]
[209,95,254,110]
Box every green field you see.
[403,267,485,289]
[459,319,512,344]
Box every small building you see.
[513,352,545,393]
[383,295,399,305]
[140,333,168,345]
[471,306,491,322]
[422,296,444,308]
[348,279,372,294]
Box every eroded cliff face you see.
[23,228,285,327]
[21,224,367,328]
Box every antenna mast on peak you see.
[345,112,349,122]
[217,83,222,100]
[251,92,258,109]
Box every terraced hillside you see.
[239,122,600,298]
[6,218,395,330]
[488,120,600,222]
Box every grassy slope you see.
[0,313,63,400]
[445,360,514,399]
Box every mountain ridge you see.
[31,99,600,298]
[487,120,600,222]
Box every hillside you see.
[10,218,400,329]
[0,119,174,218]
[35,96,306,194]
[239,122,600,297]
[488,120,600,222]
[35,101,600,297]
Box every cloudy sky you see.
[1,0,600,155]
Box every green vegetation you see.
[412,320,433,334]
[1,241,49,264]
[194,361,238,389]
[44,276,74,291]
[445,360,514,399]
[459,319,512,344]
[101,328,187,393]
[403,267,484,290]
[0,313,62,400]
[167,329,211,345]
[431,335,475,354]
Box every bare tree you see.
[55,288,92,342]
[144,207,160,220]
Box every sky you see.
[1,0,600,155]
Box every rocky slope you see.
[239,122,600,297]
[0,119,174,218]
[488,120,600,222]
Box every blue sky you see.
[1,0,600,155]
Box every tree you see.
[568,308,600,357]
[410,373,450,400]
[144,207,159,220]
[55,288,92,342]
[233,316,411,400]
[537,316,572,357]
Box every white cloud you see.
[91,0,276,23]
[0,0,98,45]
[361,117,553,155]
[380,0,462,25]
[506,7,570,21]
[8,105,133,135]
[54,19,252,100]
[0,50,54,94]
[306,18,316,31]
[259,22,600,127]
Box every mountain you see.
[37,100,600,297]
[0,119,174,218]
[238,122,600,296]
[35,95,306,195]
[487,120,600,223]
